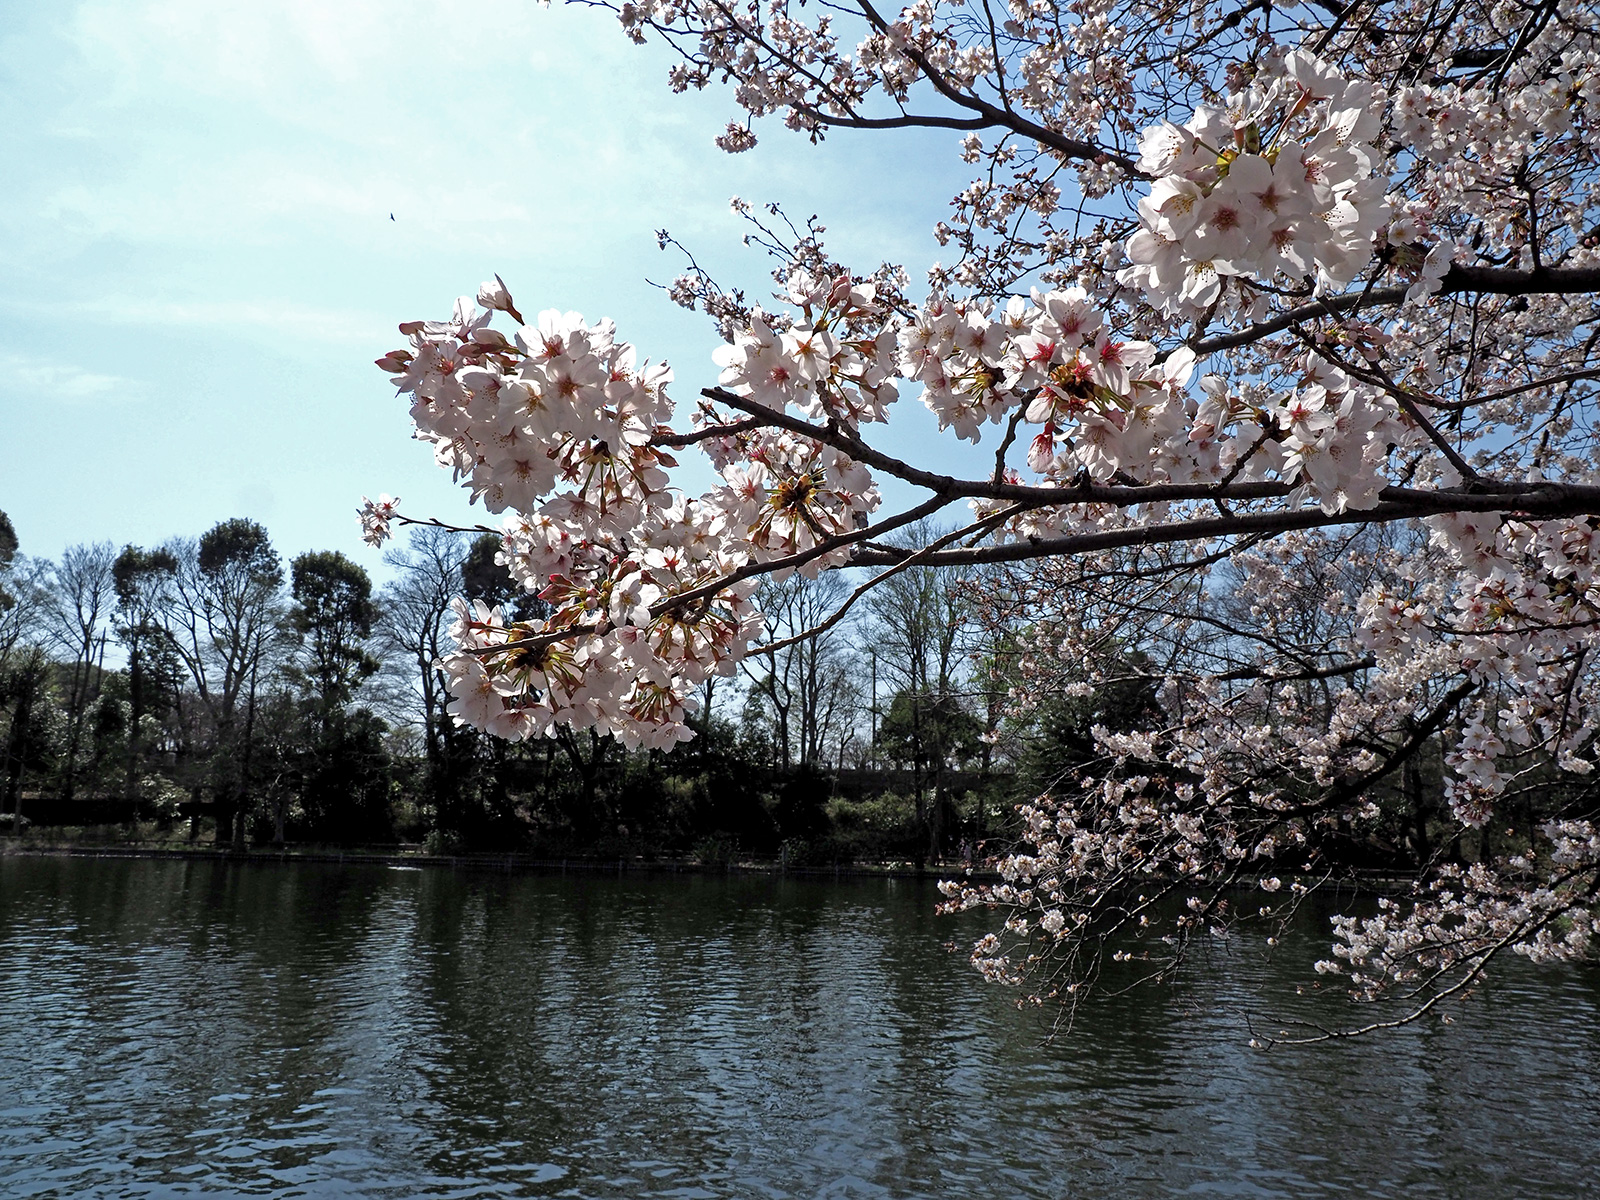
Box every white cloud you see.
[28,158,538,252]
[32,296,391,347]
[0,354,137,405]
[4,2,727,265]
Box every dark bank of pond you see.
[0,842,967,881]
[1,857,1597,1199]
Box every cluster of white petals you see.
[1120,51,1390,315]
[941,510,1600,1022]
[374,274,887,749]
[904,287,1406,513]
[357,495,400,548]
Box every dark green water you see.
[1,857,1597,1198]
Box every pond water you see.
[1,856,1596,1198]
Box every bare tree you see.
[742,571,864,770]
[863,524,984,861]
[44,542,117,802]
[162,520,285,846]
[376,526,472,766]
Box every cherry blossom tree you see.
[365,0,1600,1032]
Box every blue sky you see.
[0,0,969,578]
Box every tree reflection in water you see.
[1,857,1596,1198]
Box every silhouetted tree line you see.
[0,513,1159,861]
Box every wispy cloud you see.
[74,297,392,346]
[0,293,389,347]
[0,354,138,405]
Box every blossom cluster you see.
[373,275,885,748]
[710,273,901,430]
[1357,513,1600,826]
[358,494,401,548]
[1323,847,1600,1001]
[901,286,1407,514]
[943,506,1600,1016]
[374,266,1426,753]
[1119,50,1390,316]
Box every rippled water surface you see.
[1,856,1597,1198]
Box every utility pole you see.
[869,647,878,770]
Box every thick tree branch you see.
[1216,656,1378,683]
[1441,264,1600,296]
[849,486,1600,567]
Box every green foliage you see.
[874,688,984,772]
[827,789,918,834]
[198,518,281,586]
[652,716,778,853]
[691,832,738,866]
[112,545,178,608]
[463,532,548,621]
[134,773,187,821]
[0,510,17,608]
[1,649,59,802]
[293,709,396,844]
[1019,659,1163,794]
[289,549,380,713]
[818,789,925,863]
[774,764,831,841]
[110,545,183,729]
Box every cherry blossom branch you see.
[375,11,1600,1014]
[1423,367,1600,412]
[849,0,1146,176]
[1295,334,1485,482]
[650,416,765,447]
[472,489,963,662]
[1257,907,1566,1046]
[993,406,1027,485]
[1317,678,1479,812]
[390,514,501,536]
[1191,288,1410,355]
[1216,656,1377,682]
[702,387,1600,518]
[647,492,960,618]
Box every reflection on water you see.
[1,857,1596,1198]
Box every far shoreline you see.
[0,839,991,882]
[1,839,1429,894]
